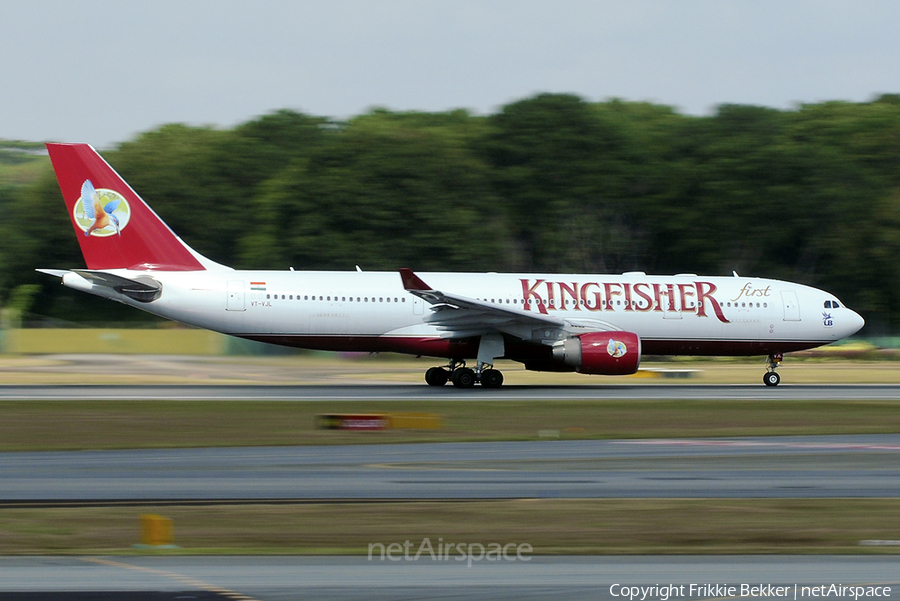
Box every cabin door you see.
[226,280,246,311]
[781,290,800,321]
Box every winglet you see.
[399,268,432,291]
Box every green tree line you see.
[2,93,900,332]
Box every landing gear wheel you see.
[451,367,476,388]
[480,369,504,389]
[425,367,449,387]
[763,353,783,387]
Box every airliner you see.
[39,143,865,388]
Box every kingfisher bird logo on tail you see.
[46,143,217,272]
[75,179,130,237]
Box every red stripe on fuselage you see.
[236,334,828,360]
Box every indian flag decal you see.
[251,282,266,291]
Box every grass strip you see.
[1,399,900,451]
[1,499,899,555]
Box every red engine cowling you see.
[551,331,641,375]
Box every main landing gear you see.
[425,360,504,389]
[426,334,506,389]
[763,353,783,387]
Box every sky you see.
[2,0,899,149]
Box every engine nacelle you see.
[551,331,641,375]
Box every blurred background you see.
[1,1,899,342]
[3,96,900,341]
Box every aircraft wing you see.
[400,268,572,338]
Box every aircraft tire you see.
[763,372,781,387]
[480,369,504,388]
[425,367,449,386]
[452,367,476,388]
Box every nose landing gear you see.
[763,353,783,386]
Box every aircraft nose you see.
[847,309,865,336]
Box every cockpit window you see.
[824,301,832,308]
[833,301,840,308]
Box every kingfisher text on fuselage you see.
[520,278,731,323]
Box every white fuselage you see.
[62,268,864,360]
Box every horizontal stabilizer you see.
[35,269,70,279]
[38,268,162,303]
[73,269,162,303]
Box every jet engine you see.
[551,331,641,375]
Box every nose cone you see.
[845,309,865,338]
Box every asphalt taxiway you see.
[2,383,900,400]
[3,435,899,501]
[1,556,898,600]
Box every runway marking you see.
[367,462,505,471]
[621,439,900,451]
[83,557,259,601]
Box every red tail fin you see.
[46,143,206,271]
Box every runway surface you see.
[2,383,900,400]
[1,556,898,600]
[3,435,899,500]
[3,382,898,600]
